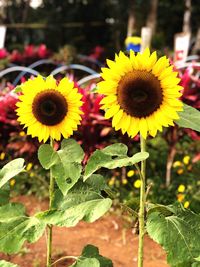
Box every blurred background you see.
[0,0,200,54]
[0,0,200,213]
[0,1,200,266]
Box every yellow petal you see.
[136,48,150,70]
[57,77,74,94]
[104,105,120,119]
[98,80,117,95]
[45,75,57,89]
[159,66,173,80]
[106,59,116,69]
[160,105,180,120]
[152,56,169,77]
[127,117,139,138]
[101,67,120,81]
[118,51,133,72]
[112,109,123,127]
[130,50,139,69]
[100,95,117,105]
[161,76,181,88]
[146,51,157,71]
[121,113,131,134]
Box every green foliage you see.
[0,158,25,189]
[36,175,112,227]
[84,143,149,180]
[0,260,18,267]
[0,185,10,206]
[38,139,84,195]
[147,204,200,267]
[13,86,22,93]
[176,104,200,132]
[70,244,113,267]
[0,203,46,254]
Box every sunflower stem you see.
[138,135,146,267]
[46,138,55,267]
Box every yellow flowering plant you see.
[97,48,200,267]
[0,75,118,267]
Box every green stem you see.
[138,135,146,267]
[46,138,55,267]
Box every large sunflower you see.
[98,48,183,139]
[16,75,83,142]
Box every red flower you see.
[10,50,23,63]
[0,48,8,59]
[37,44,50,58]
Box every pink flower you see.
[0,48,8,59]
[10,50,23,63]
[37,44,50,58]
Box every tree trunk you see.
[183,0,191,34]
[22,0,31,23]
[146,0,158,35]
[0,0,8,23]
[192,27,200,54]
[127,0,135,37]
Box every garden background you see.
[0,0,200,266]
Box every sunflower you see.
[16,75,83,142]
[98,48,183,139]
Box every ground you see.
[1,196,169,267]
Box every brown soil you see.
[1,196,169,267]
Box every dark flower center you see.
[32,90,67,125]
[117,70,163,118]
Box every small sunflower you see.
[98,48,183,139]
[16,75,83,142]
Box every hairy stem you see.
[138,135,146,267]
[46,138,54,267]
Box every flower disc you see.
[16,75,83,142]
[98,48,183,139]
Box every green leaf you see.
[72,258,100,267]
[0,260,18,267]
[0,184,10,206]
[38,139,84,195]
[38,144,58,169]
[13,86,22,93]
[84,143,149,180]
[176,104,200,132]
[85,174,108,191]
[36,179,112,227]
[147,204,200,267]
[0,159,25,188]
[70,244,113,267]
[147,203,174,217]
[59,139,84,163]
[52,162,82,196]
[0,203,46,254]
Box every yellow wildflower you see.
[10,179,16,187]
[177,193,185,202]
[183,155,190,165]
[184,201,190,208]
[26,163,33,171]
[0,152,5,160]
[127,170,135,177]
[108,177,115,186]
[19,131,26,137]
[30,172,35,177]
[173,161,182,168]
[134,179,141,189]
[177,168,184,175]
[178,184,185,193]
[122,178,128,185]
